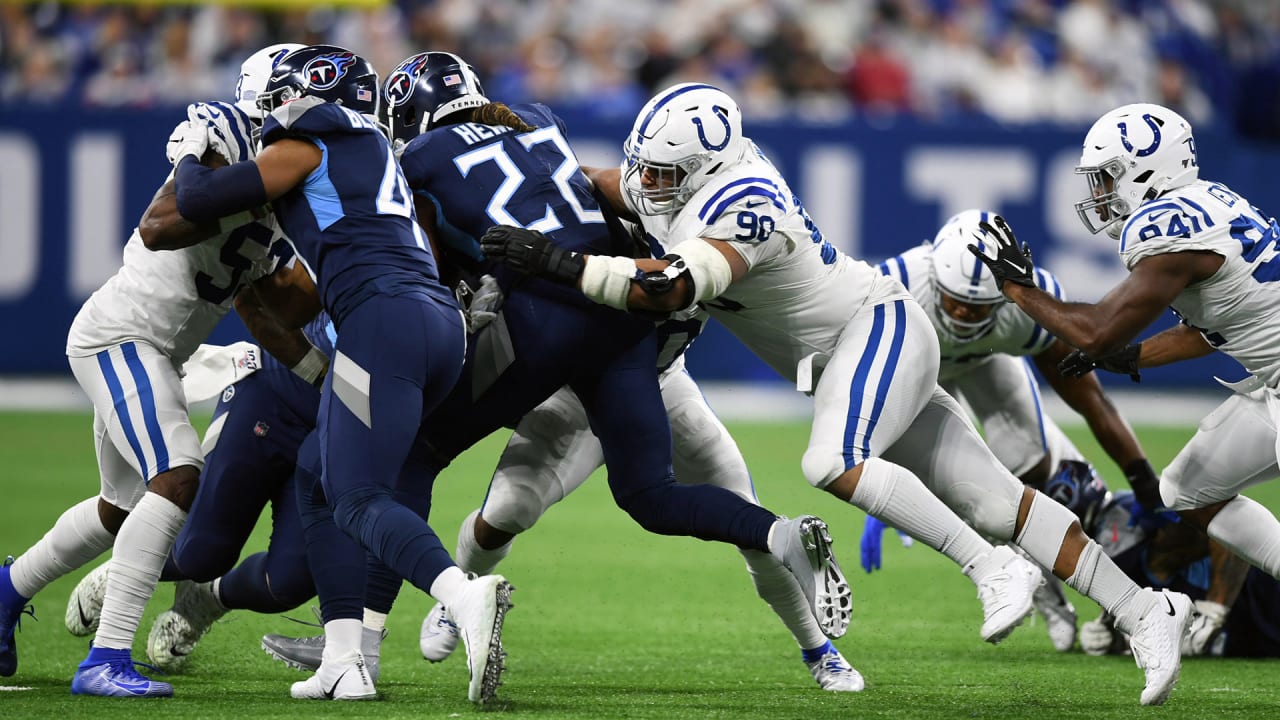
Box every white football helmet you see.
[1075,103,1199,238]
[929,209,1004,340]
[623,83,748,216]
[235,43,306,121]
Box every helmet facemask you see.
[1074,157,1132,239]
[622,141,707,216]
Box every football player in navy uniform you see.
[165,44,506,702]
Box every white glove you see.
[467,274,504,333]
[166,119,209,166]
[187,101,256,165]
[1181,600,1228,656]
[1080,614,1119,656]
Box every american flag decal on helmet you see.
[443,73,462,87]
[356,88,372,102]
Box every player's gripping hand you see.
[968,214,1036,292]
[1058,344,1142,383]
[1080,613,1122,656]
[860,515,913,573]
[187,101,257,164]
[480,225,585,285]
[456,274,504,333]
[1182,600,1228,656]
[166,120,209,166]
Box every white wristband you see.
[580,255,639,310]
[290,344,328,386]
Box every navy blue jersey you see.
[260,98,456,326]
[397,102,633,302]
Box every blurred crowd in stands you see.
[3,0,1280,138]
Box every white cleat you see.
[290,650,376,700]
[771,516,852,639]
[146,580,228,671]
[420,602,460,662]
[1129,588,1192,706]
[967,546,1041,644]
[65,562,110,637]
[1033,581,1078,653]
[447,575,514,704]
[805,643,865,692]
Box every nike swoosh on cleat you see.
[324,669,350,699]
[1164,596,1176,617]
[77,599,93,629]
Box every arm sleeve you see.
[174,156,269,225]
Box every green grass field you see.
[1,412,1277,719]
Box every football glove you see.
[455,274,504,334]
[166,119,209,167]
[1058,344,1142,383]
[860,515,914,573]
[1182,600,1228,656]
[1080,613,1122,656]
[968,214,1036,292]
[480,225,585,285]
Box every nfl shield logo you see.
[443,73,462,87]
[253,421,270,438]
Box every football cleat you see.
[289,650,376,701]
[448,574,514,704]
[70,647,173,697]
[0,555,35,677]
[420,602,460,662]
[262,627,384,682]
[967,545,1041,644]
[65,562,110,637]
[146,580,228,672]
[771,516,852,639]
[1033,579,1078,652]
[804,641,865,692]
[1129,588,1192,706]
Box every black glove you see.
[1057,343,1142,383]
[1123,458,1163,512]
[480,225,584,285]
[967,214,1036,292]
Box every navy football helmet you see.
[256,44,379,116]
[1045,460,1111,536]
[382,51,488,145]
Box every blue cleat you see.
[0,555,36,677]
[71,647,173,697]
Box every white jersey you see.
[67,217,286,365]
[1118,179,1280,388]
[879,244,1060,383]
[624,144,907,382]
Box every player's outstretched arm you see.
[1034,338,1161,509]
[172,134,320,225]
[139,150,234,251]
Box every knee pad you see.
[801,444,843,490]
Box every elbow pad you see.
[175,156,269,225]
[667,238,735,306]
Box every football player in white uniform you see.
[971,103,1280,642]
[0,45,309,697]
[482,84,1192,705]
[869,209,1163,652]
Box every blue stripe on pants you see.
[96,349,150,478]
[843,304,886,468]
[1022,359,1049,452]
[860,301,908,459]
[121,342,170,475]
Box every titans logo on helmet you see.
[304,52,357,91]
[384,53,431,107]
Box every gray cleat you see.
[772,516,852,638]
